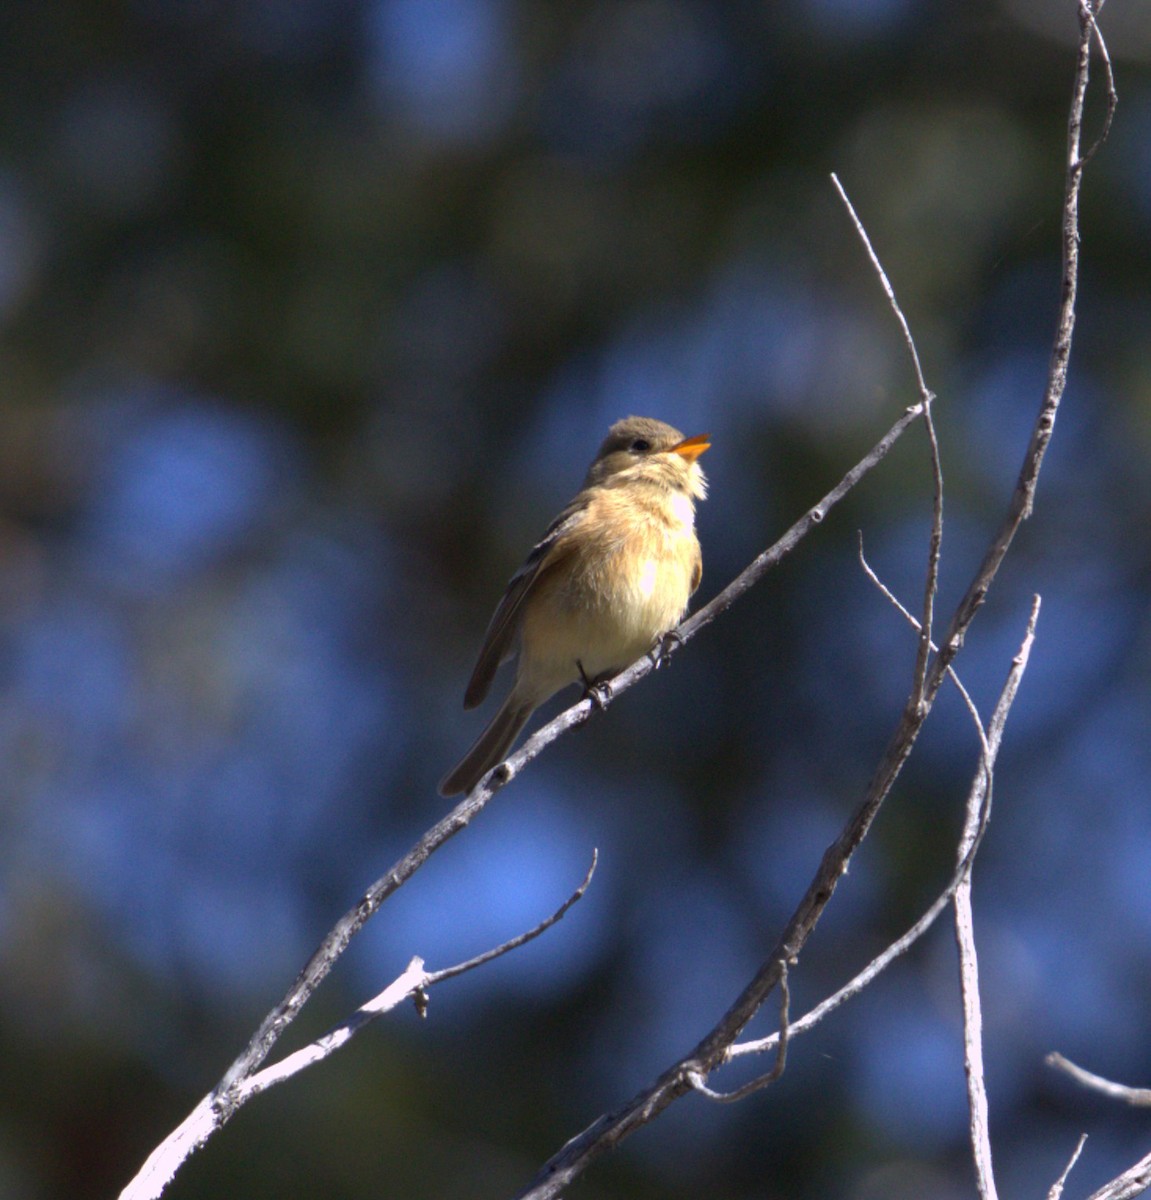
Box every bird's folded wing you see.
[462,497,589,709]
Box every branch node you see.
[683,963,791,1105]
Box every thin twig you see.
[858,537,986,750]
[236,851,599,1100]
[831,173,943,703]
[912,0,1107,716]
[516,9,1108,1181]
[426,850,598,986]
[688,964,790,1103]
[731,596,1036,1064]
[954,593,1039,1200]
[1047,1054,1151,1107]
[830,174,932,404]
[916,401,945,702]
[1080,1,1117,165]
[1049,1134,1089,1200]
[118,853,597,1200]
[955,813,997,1200]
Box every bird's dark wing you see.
[462,496,589,709]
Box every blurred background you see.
[1,1,1150,1197]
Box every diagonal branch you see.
[729,594,1037,1068]
[513,548,1040,1200]
[858,537,984,745]
[1084,1152,1151,1200]
[119,852,597,1200]
[688,963,791,1103]
[211,400,923,1114]
[239,849,599,1101]
[1048,1135,1089,1200]
[117,390,926,1200]
[513,6,1108,1192]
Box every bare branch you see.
[213,779,507,1107]
[1048,1134,1088,1200]
[1084,1150,1151,1200]
[236,852,599,1102]
[515,581,1042,1200]
[1047,1054,1151,1107]
[954,593,1039,1200]
[118,855,597,1200]
[116,392,925,1200]
[120,8,1115,1198]
[688,963,790,1103]
[831,172,943,703]
[235,957,430,1103]
[731,595,1037,1064]
[218,397,924,1105]
[955,848,997,1200]
[426,850,598,986]
[921,0,1111,700]
[916,401,945,701]
[1079,1,1118,165]
[831,172,944,703]
[517,44,1110,1161]
[830,173,933,406]
[857,537,986,749]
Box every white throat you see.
[670,490,696,529]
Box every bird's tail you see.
[439,695,535,797]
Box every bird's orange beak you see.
[670,432,711,462]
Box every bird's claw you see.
[577,660,613,710]
[650,629,684,669]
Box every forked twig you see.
[119,853,597,1200]
[688,964,790,1103]
[730,596,1037,1065]
[514,5,1107,1191]
[117,366,926,1200]
[858,537,985,744]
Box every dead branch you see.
[513,0,1108,1187]
[1047,1054,1151,1108]
[118,852,597,1200]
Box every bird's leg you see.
[650,628,684,669]
[577,660,613,710]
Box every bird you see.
[439,415,710,797]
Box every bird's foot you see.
[650,628,684,669]
[577,660,613,711]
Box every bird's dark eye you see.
[629,438,652,453]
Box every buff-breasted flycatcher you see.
[440,415,710,797]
